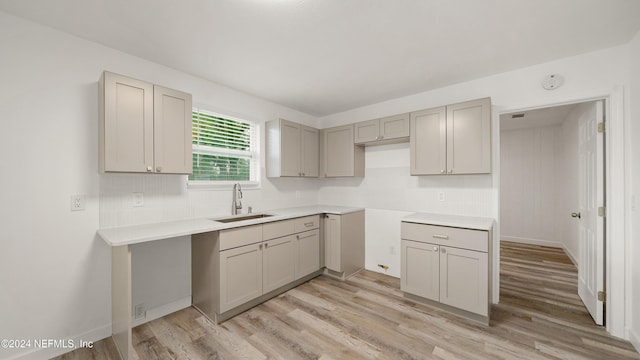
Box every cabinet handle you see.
[304,222,314,227]
[303,173,305,176]
[433,246,438,252]
[380,135,384,140]
[432,234,449,240]
[147,166,153,172]
[259,244,263,250]
[265,243,268,248]
[448,169,453,174]
[441,248,446,253]
[298,233,315,240]
[440,169,445,174]
[156,166,162,172]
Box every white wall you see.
[318,42,631,325]
[500,125,563,247]
[0,11,320,360]
[627,29,640,353]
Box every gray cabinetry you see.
[410,97,491,175]
[192,215,323,324]
[401,221,491,322]
[321,124,364,177]
[266,118,319,177]
[99,71,192,174]
[323,210,365,280]
[354,113,410,145]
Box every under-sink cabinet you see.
[192,215,322,323]
[401,220,492,323]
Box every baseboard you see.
[5,324,111,360]
[628,328,640,354]
[562,245,578,266]
[501,236,563,248]
[132,296,192,327]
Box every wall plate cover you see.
[542,74,564,90]
[70,195,86,211]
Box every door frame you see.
[494,86,626,338]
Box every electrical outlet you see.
[132,193,144,207]
[438,192,445,202]
[70,195,86,211]
[134,304,146,320]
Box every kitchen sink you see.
[212,213,274,223]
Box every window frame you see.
[187,107,261,190]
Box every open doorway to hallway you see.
[499,100,605,325]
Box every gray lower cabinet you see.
[323,210,365,280]
[192,216,323,323]
[401,221,491,322]
[262,235,296,293]
[295,229,320,279]
[219,242,263,313]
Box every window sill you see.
[187,180,261,191]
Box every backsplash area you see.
[99,172,321,228]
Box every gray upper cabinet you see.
[321,124,364,177]
[266,119,319,178]
[410,97,491,175]
[99,71,192,174]
[354,113,410,145]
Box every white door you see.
[577,101,605,325]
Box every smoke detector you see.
[542,74,564,90]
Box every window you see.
[189,108,259,186]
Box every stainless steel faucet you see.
[232,183,243,215]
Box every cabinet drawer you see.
[294,215,320,233]
[401,222,487,252]
[263,219,295,240]
[219,225,263,251]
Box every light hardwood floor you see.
[54,241,640,359]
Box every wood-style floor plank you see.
[53,241,640,359]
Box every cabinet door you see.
[102,72,154,173]
[446,98,491,174]
[324,125,361,177]
[295,229,320,279]
[324,214,342,272]
[354,119,380,144]
[410,107,446,175]
[301,125,319,177]
[439,246,488,316]
[263,236,296,293]
[280,120,301,176]
[380,113,410,140]
[401,240,440,301]
[219,243,263,313]
[153,85,192,174]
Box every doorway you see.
[499,100,606,325]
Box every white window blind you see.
[189,109,259,183]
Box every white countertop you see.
[98,205,364,246]
[402,212,494,231]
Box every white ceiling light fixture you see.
[541,74,564,90]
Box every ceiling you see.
[1,0,639,117]
[500,103,580,131]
